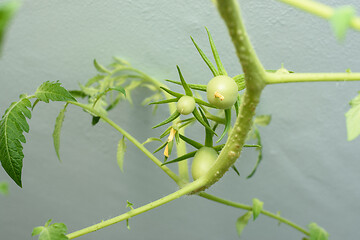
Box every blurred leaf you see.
[52,103,68,162]
[236,211,252,238]
[330,6,355,41]
[0,1,19,56]
[93,59,110,74]
[31,219,68,240]
[233,75,246,91]
[252,198,263,221]
[126,200,134,210]
[117,136,127,172]
[254,115,271,127]
[0,181,9,195]
[308,222,329,240]
[346,92,360,141]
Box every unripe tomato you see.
[176,96,196,115]
[191,147,218,180]
[206,75,238,109]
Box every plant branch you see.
[278,0,360,31]
[67,101,184,186]
[66,178,207,239]
[265,72,360,84]
[198,192,310,236]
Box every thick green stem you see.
[266,72,360,84]
[66,178,207,239]
[68,101,184,186]
[198,192,310,236]
[195,0,266,190]
[278,0,360,31]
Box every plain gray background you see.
[1,0,360,239]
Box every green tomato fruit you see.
[191,147,218,180]
[176,96,196,115]
[206,75,238,109]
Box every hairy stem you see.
[68,101,184,186]
[195,0,266,190]
[278,0,360,31]
[198,192,310,236]
[66,178,207,239]
[266,72,360,84]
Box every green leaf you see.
[152,110,180,129]
[117,136,127,172]
[161,151,196,165]
[330,6,356,41]
[92,86,126,108]
[205,27,227,75]
[165,79,207,92]
[308,222,329,240]
[231,165,240,176]
[190,36,218,76]
[233,75,246,91]
[193,108,217,136]
[35,81,77,103]
[0,1,20,56]
[236,211,252,238]
[176,66,193,96]
[142,137,162,145]
[216,108,231,143]
[149,98,178,105]
[0,96,32,187]
[252,198,263,221]
[247,128,263,179]
[52,103,68,162]
[254,115,271,127]
[0,181,9,195]
[93,59,110,74]
[126,200,134,210]
[32,219,68,240]
[159,87,183,98]
[178,134,203,149]
[346,92,360,141]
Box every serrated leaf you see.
[0,96,32,187]
[0,1,20,56]
[308,222,329,240]
[254,115,271,127]
[32,219,68,240]
[330,6,355,41]
[236,211,252,238]
[0,181,9,195]
[35,81,77,103]
[252,198,263,221]
[206,27,227,76]
[52,104,68,162]
[346,92,360,141]
[117,136,127,172]
[191,36,218,76]
[93,59,110,74]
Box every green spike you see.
[152,111,181,129]
[190,36,219,76]
[176,66,193,96]
[205,27,227,76]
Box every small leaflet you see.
[345,92,360,141]
[236,211,252,238]
[252,198,264,221]
[330,6,356,41]
[31,219,68,240]
[308,222,329,240]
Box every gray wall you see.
[1,0,359,239]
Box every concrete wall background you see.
[0,0,359,239]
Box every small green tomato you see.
[176,96,196,115]
[191,147,218,180]
[206,75,238,109]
